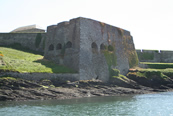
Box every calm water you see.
[0,92,173,116]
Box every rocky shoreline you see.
[0,77,172,101]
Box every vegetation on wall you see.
[35,33,42,48]
[110,68,120,77]
[122,36,139,68]
[100,22,105,35]
[103,45,117,77]
[128,52,139,68]
[108,45,114,51]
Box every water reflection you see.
[0,93,173,116]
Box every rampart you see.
[136,49,173,63]
[0,33,46,53]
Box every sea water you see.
[0,92,173,116]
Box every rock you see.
[0,95,14,101]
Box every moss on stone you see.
[103,46,117,77]
[110,68,120,77]
[128,52,139,68]
[121,35,139,68]
[108,45,114,51]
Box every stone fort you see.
[0,17,139,82]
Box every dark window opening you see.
[91,42,98,53]
[100,43,105,50]
[92,42,97,49]
[66,41,72,48]
[56,43,62,50]
[49,44,54,51]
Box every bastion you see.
[44,17,138,82]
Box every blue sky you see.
[0,0,173,50]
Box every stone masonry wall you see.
[137,49,173,63]
[0,33,46,53]
[44,19,80,72]
[44,17,138,82]
[79,18,138,81]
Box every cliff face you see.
[44,17,138,81]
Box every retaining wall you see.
[0,72,79,83]
[0,33,46,53]
[136,49,173,63]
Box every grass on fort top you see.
[0,47,76,73]
[128,62,173,79]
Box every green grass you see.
[0,47,76,73]
[141,62,173,69]
[130,68,173,79]
[1,43,43,55]
[103,50,117,77]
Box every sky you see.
[0,0,173,50]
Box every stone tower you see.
[44,17,138,82]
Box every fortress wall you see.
[79,18,138,81]
[79,18,109,81]
[44,18,80,72]
[0,33,46,53]
[137,49,173,63]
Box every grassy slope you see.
[0,47,75,73]
[141,62,173,69]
